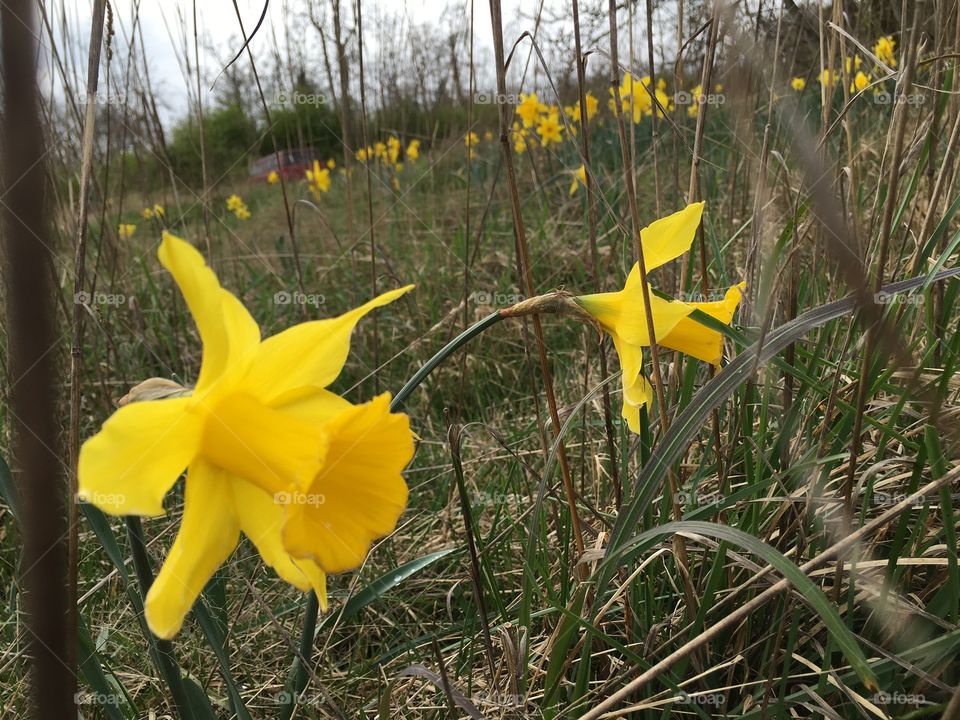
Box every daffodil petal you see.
[580,289,694,347]
[269,385,352,422]
[231,479,328,605]
[144,460,240,639]
[282,393,414,574]
[158,232,260,393]
[241,286,413,401]
[626,202,704,273]
[660,282,745,365]
[611,335,653,433]
[78,397,200,516]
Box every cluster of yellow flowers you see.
[267,170,280,184]
[226,194,251,221]
[305,159,333,201]
[464,131,480,159]
[874,35,897,67]
[142,204,165,220]
[509,91,600,153]
[356,137,420,169]
[117,223,136,239]
[791,35,896,94]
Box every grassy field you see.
[3,0,960,718]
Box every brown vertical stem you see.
[354,0,379,392]
[68,0,106,683]
[192,0,212,258]
[644,0,661,216]
[4,0,74,713]
[841,4,919,586]
[572,0,620,506]
[487,0,584,556]
[608,0,698,620]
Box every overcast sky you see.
[44,0,602,125]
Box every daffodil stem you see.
[390,310,504,410]
[286,309,505,713]
[125,517,196,720]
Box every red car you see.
[249,147,323,182]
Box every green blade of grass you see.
[610,520,878,691]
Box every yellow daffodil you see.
[654,87,672,117]
[356,147,369,162]
[226,194,251,220]
[511,122,529,154]
[483,130,494,142]
[874,35,896,67]
[153,204,165,218]
[406,139,421,161]
[820,68,838,88]
[613,73,654,123]
[373,142,387,160]
[686,84,703,118]
[142,207,154,220]
[580,92,599,121]
[569,164,587,196]
[306,160,331,200]
[791,77,806,92]
[78,232,415,638]
[118,223,136,239]
[536,111,562,147]
[844,56,863,75]
[326,158,336,170]
[574,203,745,432]
[267,170,280,184]
[387,137,401,165]
[465,132,480,161]
[851,71,871,93]
[517,93,546,128]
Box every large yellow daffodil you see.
[78,231,414,638]
[575,203,744,432]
